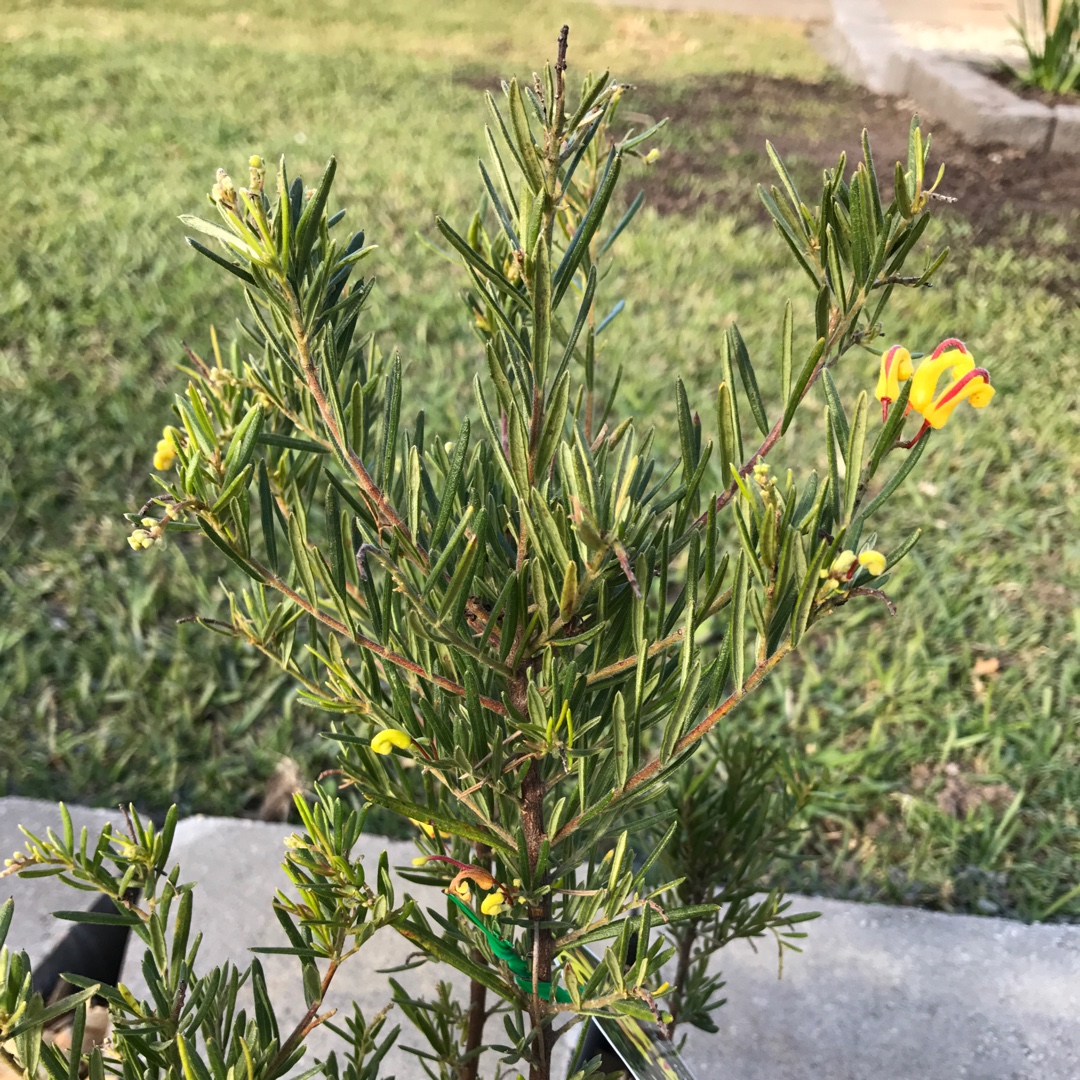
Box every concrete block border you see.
[819,0,1078,155]
[4,798,1080,1078]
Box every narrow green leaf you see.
[843,391,868,525]
[178,215,261,261]
[553,150,623,307]
[613,691,629,790]
[256,432,328,453]
[294,156,337,273]
[532,235,551,387]
[430,420,469,547]
[782,337,825,434]
[757,186,819,286]
[675,378,695,479]
[379,356,402,490]
[765,140,807,234]
[507,78,545,193]
[821,369,851,455]
[661,659,701,764]
[198,517,266,583]
[730,553,748,690]
[856,432,929,523]
[867,378,912,477]
[894,160,914,219]
[728,324,768,437]
[792,539,830,648]
[538,370,570,476]
[288,512,318,602]
[781,300,793,404]
[599,190,644,256]
[436,216,522,298]
[258,461,279,572]
[210,462,252,513]
[222,404,264,488]
[184,237,257,286]
[325,483,346,596]
[478,158,519,247]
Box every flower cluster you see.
[817,548,887,602]
[411,854,515,916]
[875,338,994,442]
[128,516,163,551]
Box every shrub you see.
[5,28,994,1080]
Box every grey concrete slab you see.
[1051,104,1080,156]
[120,816,466,1078]
[3,802,1079,1079]
[906,52,1054,150]
[0,797,126,969]
[811,0,914,96]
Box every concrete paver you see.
[4,800,1079,1079]
[589,0,831,22]
[0,798,127,970]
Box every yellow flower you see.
[412,856,430,866]
[481,889,511,917]
[828,550,857,578]
[874,344,913,421]
[153,429,176,471]
[449,879,471,902]
[409,817,436,840]
[370,728,411,755]
[908,339,994,430]
[858,550,887,576]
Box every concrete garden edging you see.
[817,0,1080,154]
[4,797,1080,1079]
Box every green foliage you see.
[4,1,1075,928]
[1005,0,1080,95]
[105,24,986,1072]
[1,796,403,1080]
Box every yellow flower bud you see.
[412,856,430,866]
[816,577,840,602]
[409,817,436,840]
[858,550,887,576]
[829,550,857,577]
[370,728,411,755]
[643,148,660,164]
[481,889,510,916]
[153,429,177,471]
[128,529,156,551]
[449,879,471,902]
[874,345,913,421]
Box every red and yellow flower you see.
[906,338,994,430]
[875,344,913,421]
[873,338,994,445]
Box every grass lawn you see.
[1,1,1076,922]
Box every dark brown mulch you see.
[632,73,1080,237]
[457,69,1080,292]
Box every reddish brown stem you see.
[552,643,789,846]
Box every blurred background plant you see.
[1003,0,1080,95]
[1,0,1076,930]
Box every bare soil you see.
[635,73,1080,236]
[460,69,1080,291]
